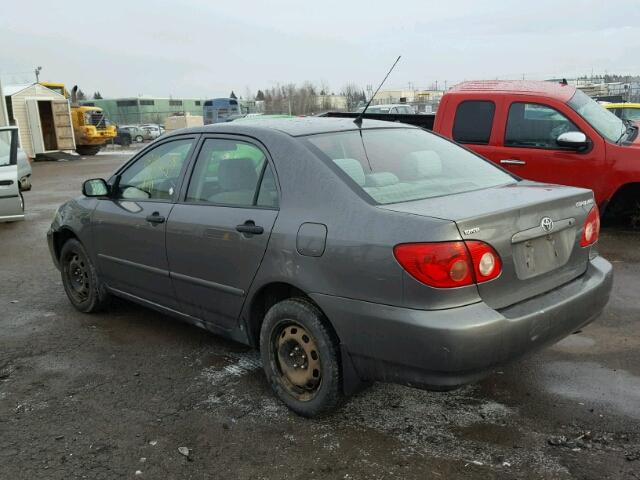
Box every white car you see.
[356,104,416,114]
[0,126,24,222]
[140,125,162,139]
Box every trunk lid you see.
[381,181,595,309]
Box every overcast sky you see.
[1,0,639,98]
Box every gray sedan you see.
[47,118,613,416]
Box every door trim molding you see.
[98,253,170,277]
[170,271,245,297]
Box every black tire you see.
[260,298,343,417]
[60,239,109,313]
[75,146,101,156]
[135,135,144,143]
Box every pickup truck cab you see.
[433,81,640,220]
[327,80,640,222]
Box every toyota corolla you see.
[48,118,613,417]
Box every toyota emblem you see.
[541,217,554,232]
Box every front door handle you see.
[500,159,526,165]
[146,212,166,224]
[0,180,14,186]
[236,220,264,235]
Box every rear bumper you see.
[311,256,613,389]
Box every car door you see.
[92,136,197,308]
[0,127,23,222]
[166,136,279,329]
[490,101,605,191]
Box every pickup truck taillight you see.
[393,241,502,288]
[580,205,600,247]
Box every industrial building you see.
[80,97,206,126]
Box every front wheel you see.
[135,135,144,143]
[260,298,343,417]
[60,239,109,313]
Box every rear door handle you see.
[0,180,14,186]
[145,212,166,224]
[236,220,264,235]
[500,159,526,165]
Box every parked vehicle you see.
[0,126,24,222]
[327,80,640,223]
[17,148,32,191]
[356,103,416,114]
[203,98,241,124]
[48,118,612,416]
[119,125,146,143]
[113,128,132,147]
[604,103,640,122]
[140,125,162,140]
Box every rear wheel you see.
[60,239,109,313]
[260,298,343,417]
[135,135,144,143]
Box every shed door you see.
[25,99,45,154]
[52,100,75,150]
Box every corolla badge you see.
[540,216,554,232]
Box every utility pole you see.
[34,66,42,83]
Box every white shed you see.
[3,83,75,158]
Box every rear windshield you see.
[305,128,515,205]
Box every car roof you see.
[450,80,577,102]
[173,116,413,137]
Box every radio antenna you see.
[354,55,401,127]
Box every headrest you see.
[218,158,258,191]
[398,151,442,180]
[333,158,365,186]
[365,172,399,187]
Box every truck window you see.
[452,101,495,145]
[505,103,580,149]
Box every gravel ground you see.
[1,153,639,479]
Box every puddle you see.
[540,361,640,419]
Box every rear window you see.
[305,128,515,205]
[452,100,495,144]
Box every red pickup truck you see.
[327,80,640,223]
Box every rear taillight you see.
[393,241,502,288]
[580,205,600,247]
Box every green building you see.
[80,97,206,125]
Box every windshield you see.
[568,90,625,142]
[622,108,640,122]
[305,128,516,205]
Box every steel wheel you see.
[64,253,91,304]
[273,321,322,401]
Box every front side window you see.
[505,102,580,149]
[305,128,515,205]
[0,130,13,167]
[117,138,194,200]
[452,100,495,145]
[186,139,278,208]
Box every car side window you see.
[186,138,278,208]
[452,100,495,145]
[505,102,581,149]
[117,138,194,201]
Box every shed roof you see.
[3,83,33,96]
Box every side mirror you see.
[82,178,109,197]
[557,131,588,150]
